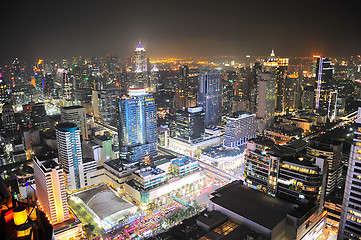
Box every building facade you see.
[117,89,157,164]
[56,122,83,191]
[223,111,256,148]
[33,157,69,224]
[171,106,205,143]
[61,105,88,140]
[338,108,361,239]
[198,72,222,127]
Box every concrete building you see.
[223,111,256,148]
[307,138,343,196]
[33,157,69,224]
[338,107,361,239]
[208,181,327,240]
[61,105,88,140]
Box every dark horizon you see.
[1,0,360,65]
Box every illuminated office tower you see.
[33,157,69,224]
[149,65,159,93]
[117,89,157,164]
[61,105,88,140]
[338,108,361,239]
[134,41,147,88]
[314,56,334,113]
[56,122,83,191]
[276,57,289,113]
[175,65,190,109]
[197,72,222,127]
[171,106,205,143]
[256,71,276,131]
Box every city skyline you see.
[1,0,360,64]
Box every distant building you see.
[116,89,157,164]
[198,72,222,127]
[2,102,17,134]
[134,42,148,88]
[314,56,334,113]
[223,111,256,148]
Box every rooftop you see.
[210,181,299,230]
[61,105,84,110]
[171,157,197,167]
[75,184,136,221]
[202,145,245,159]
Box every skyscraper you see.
[149,65,159,93]
[338,108,361,239]
[171,106,205,143]
[61,105,88,140]
[117,89,157,164]
[314,56,334,113]
[33,157,69,224]
[134,42,148,88]
[174,65,190,109]
[197,72,222,127]
[56,122,83,191]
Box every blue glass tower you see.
[197,72,222,127]
[117,89,157,164]
[56,122,83,191]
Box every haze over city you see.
[1,0,361,64]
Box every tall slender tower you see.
[56,122,83,191]
[197,72,222,127]
[314,56,333,112]
[117,89,157,164]
[338,107,361,239]
[134,41,147,88]
[33,157,69,224]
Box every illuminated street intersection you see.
[67,171,228,239]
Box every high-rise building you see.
[314,56,334,113]
[171,106,205,143]
[2,102,17,134]
[117,89,157,164]
[244,137,327,205]
[223,111,256,148]
[149,65,159,93]
[134,42,148,88]
[197,72,222,127]
[256,71,276,131]
[33,157,69,224]
[0,67,9,104]
[56,122,83,191]
[307,138,343,196]
[61,105,88,140]
[338,108,361,239]
[174,66,190,109]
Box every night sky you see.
[1,0,360,64]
